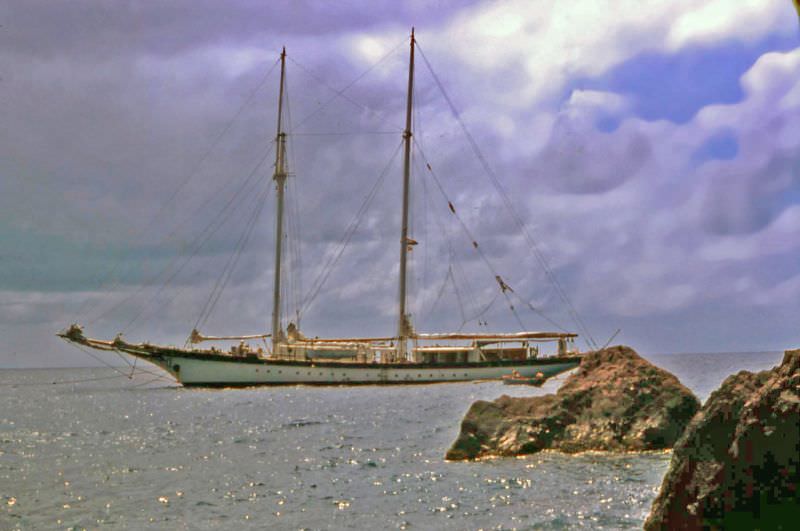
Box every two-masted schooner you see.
[60,30,582,386]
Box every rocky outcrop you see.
[446,345,700,460]
[645,349,800,529]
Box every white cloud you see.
[4,1,800,365]
[526,45,800,319]
[666,0,790,50]
[422,0,796,109]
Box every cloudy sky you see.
[2,0,799,368]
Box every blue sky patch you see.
[569,33,797,125]
[595,115,621,133]
[693,129,739,163]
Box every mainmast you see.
[397,29,415,361]
[271,47,288,349]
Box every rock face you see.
[446,346,700,460]
[645,349,800,529]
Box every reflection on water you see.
[0,351,783,529]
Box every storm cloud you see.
[1,0,799,367]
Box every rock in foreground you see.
[645,349,800,529]
[446,345,700,460]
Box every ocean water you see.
[0,351,784,530]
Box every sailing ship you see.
[59,30,582,386]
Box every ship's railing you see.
[275,331,579,363]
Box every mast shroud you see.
[397,28,416,361]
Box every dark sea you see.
[0,351,784,530]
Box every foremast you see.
[271,47,288,349]
[396,28,416,362]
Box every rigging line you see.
[418,154,431,314]
[502,290,528,332]
[287,179,303,325]
[130,188,268,338]
[415,155,474,327]
[95,146,273,329]
[196,182,272,332]
[416,44,597,350]
[447,268,468,330]
[66,342,131,378]
[509,289,570,333]
[420,186,456,324]
[288,131,398,136]
[417,138,566,333]
[77,58,281,321]
[193,173,271,331]
[414,140,500,285]
[416,153,480,327]
[284,72,303,327]
[75,342,179,383]
[0,373,132,387]
[414,137,568,333]
[110,352,176,382]
[86,142,275,326]
[300,140,404,317]
[288,56,371,121]
[467,291,500,324]
[121,177,271,334]
[126,365,172,382]
[299,141,400,317]
[116,166,272,331]
[289,37,407,133]
[412,93,430,319]
[129,375,176,388]
[110,346,134,368]
[117,357,179,382]
[425,262,453,323]
[287,181,302,326]
[147,139,277,254]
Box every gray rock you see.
[645,349,800,529]
[446,345,700,460]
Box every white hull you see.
[141,353,580,386]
